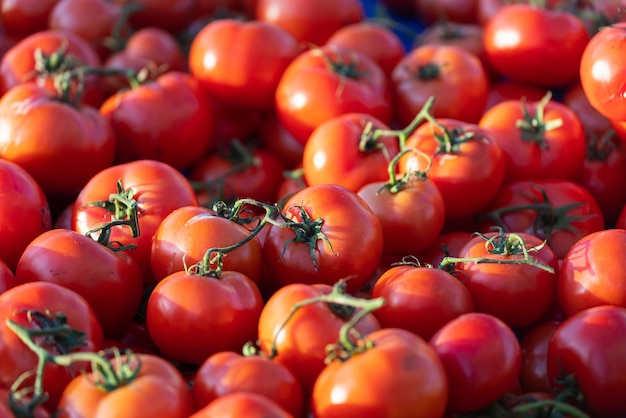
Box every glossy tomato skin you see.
[190,392,293,418]
[150,205,264,284]
[483,3,589,87]
[261,184,384,294]
[558,229,626,317]
[580,22,626,121]
[0,0,60,37]
[311,328,448,418]
[0,83,115,198]
[391,44,489,126]
[73,160,199,287]
[257,283,380,393]
[547,305,626,417]
[189,19,298,111]
[192,351,304,416]
[146,270,264,365]
[128,0,196,33]
[430,312,522,414]
[100,71,215,170]
[14,229,144,339]
[519,321,560,394]
[57,353,195,418]
[371,265,474,340]
[0,282,103,411]
[275,45,391,145]
[0,159,52,273]
[618,205,626,228]
[302,113,400,192]
[255,0,364,46]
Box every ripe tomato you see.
[275,45,391,145]
[479,94,587,183]
[558,228,626,317]
[0,83,116,199]
[452,231,559,328]
[14,228,144,339]
[127,0,196,33]
[580,22,626,121]
[371,264,474,340]
[189,392,293,418]
[261,184,384,293]
[258,115,305,169]
[146,269,264,365]
[414,0,479,24]
[189,18,298,111]
[391,44,489,126]
[57,352,194,417]
[311,328,448,418]
[100,71,215,170]
[0,159,52,273]
[415,231,474,268]
[483,3,589,87]
[0,387,50,418]
[618,205,626,228]
[151,205,264,284]
[255,0,364,46]
[257,283,380,393]
[0,0,60,37]
[73,159,199,287]
[484,79,547,111]
[0,259,15,294]
[302,113,400,192]
[547,305,626,417]
[0,282,103,411]
[430,312,522,414]
[192,351,303,416]
[519,320,559,394]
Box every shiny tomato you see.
[0,0,60,37]
[0,259,15,294]
[189,392,293,418]
[258,115,305,169]
[519,321,560,394]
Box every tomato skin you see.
[430,312,522,414]
[14,229,144,339]
[0,282,103,411]
[0,83,116,198]
[484,79,547,111]
[414,0,479,24]
[312,328,448,418]
[255,0,364,46]
[261,184,384,294]
[483,4,589,87]
[192,351,304,416]
[618,205,626,229]
[100,71,215,170]
[57,353,194,418]
[150,206,264,284]
[302,113,400,192]
[146,270,264,365]
[0,259,15,294]
[547,305,626,418]
[257,283,380,393]
[73,160,199,287]
[558,229,626,317]
[128,0,196,33]
[371,265,474,340]
[275,45,391,145]
[580,22,626,121]
[0,0,60,37]
[415,231,474,268]
[189,19,298,111]
[190,392,293,418]
[519,321,559,394]
[0,159,52,273]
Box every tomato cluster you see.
[0,0,625,417]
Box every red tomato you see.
[478,94,587,183]
[547,305,626,417]
[275,45,391,145]
[483,3,589,87]
[415,231,474,268]
[558,229,626,317]
[192,351,304,416]
[189,18,298,111]
[57,352,194,418]
[0,259,15,294]
[258,115,305,169]
[151,205,264,284]
[0,83,115,198]
[0,159,52,272]
[0,387,50,418]
[302,113,400,192]
[14,228,144,339]
[371,264,474,340]
[100,71,215,170]
[257,283,380,393]
[72,159,199,287]
[580,22,626,121]
[0,282,103,411]
[127,0,196,33]
[311,328,448,418]
[261,184,384,293]
[146,269,264,365]
[484,79,548,111]
[618,205,626,228]
[414,0,479,24]
[0,0,60,37]
[190,392,293,418]
[255,0,364,46]
[430,312,522,413]
[519,321,560,394]
[391,44,489,126]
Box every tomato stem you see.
[81,179,141,239]
[511,399,591,418]
[515,91,563,148]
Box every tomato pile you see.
[0,0,625,417]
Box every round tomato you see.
[0,0,60,37]
[190,392,292,418]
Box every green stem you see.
[512,399,591,418]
